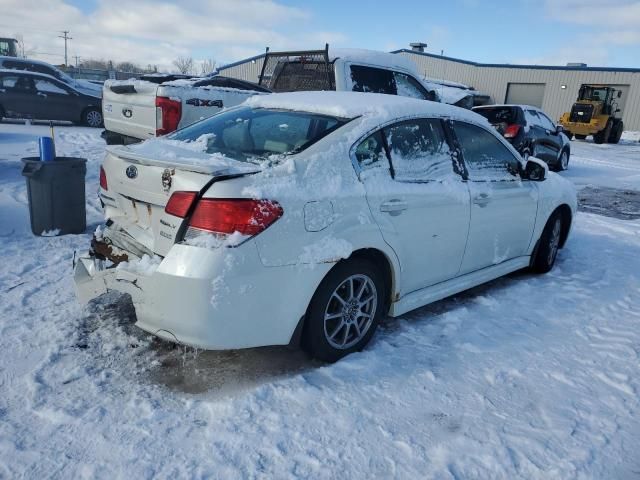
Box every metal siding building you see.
[218,49,640,130]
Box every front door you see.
[32,78,76,121]
[356,118,470,296]
[451,121,538,274]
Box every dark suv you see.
[0,69,103,127]
[472,104,570,171]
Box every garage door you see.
[505,83,546,108]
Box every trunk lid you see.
[100,140,259,256]
[102,79,159,140]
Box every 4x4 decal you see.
[186,98,223,108]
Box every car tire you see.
[556,149,569,171]
[0,105,5,123]
[531,212,563,274]
[574,134,586,140]
[593,120,612,144]
[302,258,385,362]
[82,108,103,128]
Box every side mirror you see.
[617,91,622,98]
[555,125,564,134]
[523,157,548,181]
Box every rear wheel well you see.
[290,248,395,348]
[349,248,394,312]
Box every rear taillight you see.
[504,124,521,139]
[155,96,182,136]
[165,192,283,237]
[165,191,197,217]
[99,166,108,190]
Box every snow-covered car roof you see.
[0,55,62,68]
[244,91,484,123]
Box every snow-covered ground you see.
[1,122,639,478]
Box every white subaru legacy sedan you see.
[75,91,577,362]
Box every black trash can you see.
[21,157,87,236]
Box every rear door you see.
[451,121,537,274]
[357,118,470,295]
[524,109,557,164]
[102,80,159,139]
[536,110,563,160]
[0,73,38,117]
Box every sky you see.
[1,0,639,72]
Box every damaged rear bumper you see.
[73,236,333,351]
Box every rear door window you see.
[350,65,396,95]
[354,131,389,171]
[537,111,556,131]
[525,109,543,128]
[383,119,454,182]
[452,121,520,181]
[0,74,19,89]
[5,74,35,92]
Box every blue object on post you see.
[38,136,56,162]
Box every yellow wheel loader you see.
[559,85,624,144]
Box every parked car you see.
[472,104,571,171]
[0,69,103,126]
[101,74,272,144]
[74,92,576,362]
[0,56,102,97]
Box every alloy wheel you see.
[86,110,102,127]
[323,274,377,350]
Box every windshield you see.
[168,107,348,164]
[580,86,609,101]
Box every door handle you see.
[472,193,491,207]
[380,199,408,215]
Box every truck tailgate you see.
[102,80,159,140]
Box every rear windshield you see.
[474,107,520,125]
[169,106,348,164]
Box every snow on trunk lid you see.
[101,140,259,256]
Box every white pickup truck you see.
[255,46,477,108]
[101,74,271,144]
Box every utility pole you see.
[74,55,81,68]
[58,30,72,66]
